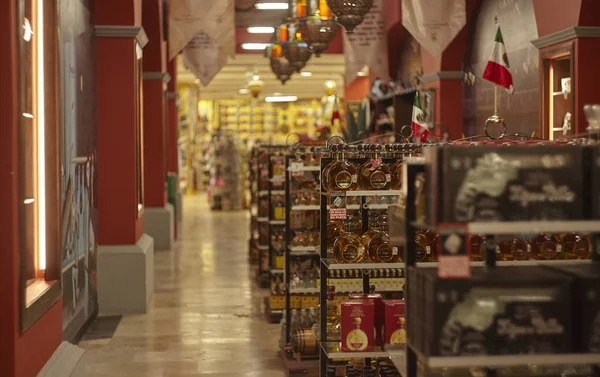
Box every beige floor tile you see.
[81,195,285,377]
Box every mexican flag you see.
[412,93,428,143]
[482,26,514,93]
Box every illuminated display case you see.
[18,0,62,332]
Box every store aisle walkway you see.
[81,195,285,377]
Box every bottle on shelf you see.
[325,144,358,192]
[531,233,562,260]
[357,144,393,190]
[333,219,365,264]
[363,215,400,263]
[387,144,404,190]
[326,286,341,341]
[326,221,344,258]
[560,233,590,259]
[273,195,285,220]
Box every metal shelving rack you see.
[255,146,270,288]
[400,157,600,377]
[283,152,322,351]
[318,153,406,377]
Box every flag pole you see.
[484,16,506,139]
[494,84,498,115]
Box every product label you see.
[437,224,470,279]
[342,244,360,261]
[370,170,387,189]
[376,244,393,261]
[335,171,353,189]
[329,191,347,221]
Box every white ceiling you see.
[177,53,346,100]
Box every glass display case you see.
[18,0,61,332]
[540,42,574,140]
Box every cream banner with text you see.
[343,0,388,84]
[169,0,235,86]
[402,0,466,57]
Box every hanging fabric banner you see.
[168,0,235,86]
[402,0,466,57]
[343,0,388,84]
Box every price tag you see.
[329,191,347,220]
[291,161,305,178]
[437,223,471,279]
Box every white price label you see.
[426,246,431,254]
[392,247,398,255]
[351,174,358,183]
[385,174,392,182]
[291,161,304,171]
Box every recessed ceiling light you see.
[241,43,270,50]
[239,88,250,95]
[300,71,313,77]
[247,26,275,34]
[194,79,200,84]
[255,2,288,10]
[265,95,298,103]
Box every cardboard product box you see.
[425,145,585,224]
[348,293,384,346]
[546,264,600,353]
[414,266,573,357]
[341,299,375,352]
[383,300,406,347]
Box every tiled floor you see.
[80,195,285,377]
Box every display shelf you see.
[291,205,321,211]
[387,347,406,372]
[270,220,286,225]
[321,258,405,270]
[409,345,600,368]
[270,176,285,183]
[258,190,269,196]
[257,217,269,222]
[320,342,390,359]
[287,166,321,172]
[289,287,319,294]
[272,190,286,195]
[416,260,592,268]
[413,220,600,235]
[258,245,269,251]
[271,269,284,274]
[345,190,402,197]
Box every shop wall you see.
[0,1,63,376]
[462,0,539,136]
[396,34,422,88]
[59,0,99,340]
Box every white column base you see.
[37,341,85,377]
[144,204,174,250]
[176,191,183,222]
[98,233,154,314]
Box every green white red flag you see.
[482,25,514,94]
[412,93,428,143]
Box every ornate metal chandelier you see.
[270,57,295,85]
[326,0,374,33]
[295,0,338,57]
[282,32,312,72]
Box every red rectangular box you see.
[384,300,406,347]
[341,299,375,352]
[348,293,384,346]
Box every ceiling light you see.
[247,26,275,34]
[255,2,288,10]
[242,43,270,50]
[300,71,313,77]
[265,96,298,103]
[239,88,250,95]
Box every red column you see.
[96,29,147,245]
[167,59,178,175]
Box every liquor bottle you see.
[334,221,366,264]
[326,286,341,341]
[357,144,392,190]
[325,144,358,192]
[273,195,285,220]
[413,230,433,262]
[326,221,344,257]
[531,233,562,260]
[468,234,485,261]
[388,144,403,190]
[560,233,590,260]
[366,216,399,263]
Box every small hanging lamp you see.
[270,57,295,85]
[297,0,338,57]
[325,0,373,34]
[282,32,312,72]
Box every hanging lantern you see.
[270,57,295,85]
[296,0,338,58]
[325,0,373,34]
[247,73,265,98]
[282,32,312,72]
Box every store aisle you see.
[81,195,285,377]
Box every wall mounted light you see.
[247,26,275,34]
[255,2,288,9]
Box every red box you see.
[383,300,406,347]
[341,299,375,352]
[348,293,384,346]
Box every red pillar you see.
[142,0,167,209]
[96,32,146,245]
